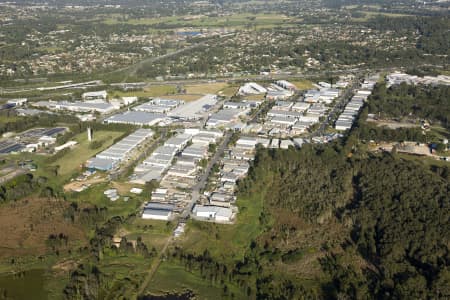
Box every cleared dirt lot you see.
[367,118,420,129]
[0,198,86,258]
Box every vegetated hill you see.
[344,154,449,299]
[368,83,450,128]
[235,138,449,298]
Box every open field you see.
[366,118,421,129]
[290,79,315,90]
[176,190,265,263]
[103,13,291,29]
[67,183,143,219]
[0,197,87,258]
[184,82,228,94]
[111,85,178,98]
[124,219,175,253]
[51,130,125,177]
[147,261,245,299]
[351,10,415,22]
[63,176,107,192]
[217,85,239,97]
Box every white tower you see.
[87,127,92,141]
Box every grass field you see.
[217,85,239,97]
[290,79,314,90]
[67,182,144,219]
[111,85,178,98]
[51,130,125,177]
[184,82,228,94]
[103,13,291,29]
[147,262,245,299]
[177,190,265,263]
[124,218,175,253]
[351,10,415,22]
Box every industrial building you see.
[142,202,175,220]
[33,100,115,114]
[131,131,196,184]
[223,100,261,110]
[104,111,167,126]
[206,108,248,128]
[167,94,217,120]
[275,80,297,91]
[335,85,373,131]
[193,205,234,222]
[237,82,267,95]
[82,90,107,101]
[87,128,154,170]
[133,98,184,113]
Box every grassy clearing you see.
[67,183,143,219]
[184,82,228,94]
[103,13,291,29]
[51,130,124,177]
[352,10,415,22]
[178,190,265,263]
[111,85,178,98]
[243,94,266,101]
[397,153,450,168]
[290,79,314,90]
[218,85,239,97]
[124,218,175,253]
[147,261,245,299]
[0,197,87,258]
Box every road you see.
[118,33,236,83]
[310,76,362,138]
[181,131,232,219]
[135,131,232,297]
[136,234,173,297]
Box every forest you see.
[232,131,450,298]
[367,83,450,129]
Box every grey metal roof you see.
[145,202,175,211]
[143,209,171,216]
[106,111,166,125]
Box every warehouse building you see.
[82,90,107,101]
[168,94,217,120]
[87,129,153,170]
[237,82,267,95]
[193,205,234,222]
[206,108,247,128]
[33,100,115,114]
[142,202,175,220]
[275,80,297,91]
[133,98,184,113]
[223,100,261,110]
[104,111,167,126]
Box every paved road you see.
[310,76,362,138]
[135,131,232,297]
[181,131,232,219]
[118,33,236,83]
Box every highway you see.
[118,33,236,83]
